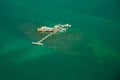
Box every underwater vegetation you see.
[18,14,120,65]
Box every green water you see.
[0,0,120,80]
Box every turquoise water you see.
[0,0,120,80]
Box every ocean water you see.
[0,0,120,80]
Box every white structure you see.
[32,24,71,45]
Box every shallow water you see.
[0,0,120,80]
